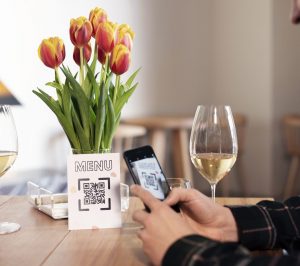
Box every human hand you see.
[165,188,238,242]
[131,185,196,266]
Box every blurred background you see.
[1,0,300,199]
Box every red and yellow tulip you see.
[73,43,92,66]
[35,7,139,153]
[89,7,108,37]
[97,47,106,65]
[38,37,65,69]
[110,44,131,75]
[115,24,134,51]
[95,21,117,54]
[69,17,93,47]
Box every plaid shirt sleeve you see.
[162,196,300,266]
[229,196,300,251]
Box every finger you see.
[132,209,149,225]
[165,188,199,206]
[130,185,160,210]
[137,228,147,240]
[164,188,189,206]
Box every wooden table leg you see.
[236,156,247,196]
[284,156,299,199]
[172,129,192,180]
[148,129,167,169]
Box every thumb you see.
[165,188,192,206]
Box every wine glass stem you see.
[211,184,216,203]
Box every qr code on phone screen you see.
[142,173,158,190]
[83,182,106,205]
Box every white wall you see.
[273,0,300,197]
[210,0,273,196]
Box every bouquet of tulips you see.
[34,7,139,153]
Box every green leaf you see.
[83,76,92,99]
[117,84,127,99]
[105,95,115,147]
[71,107,91,151]
[32,89,80,149]
[36,88,61,111]
[94,81,106,151]
[62,85,72,126]
[89,106,96,124]
[56,88,63,107]
[101,95,115,149]
[46,82,62,91]
[88,105,96,148]
[115,83,138,116]
[105,72,113,94]
[90,53,98,74]
[109,111,121,148]
[109,79,115,98]
[94,73,113,151]
[61,66,90,140]
[86,63,99,104]
[45,81,63,107]
[125,68,141,88]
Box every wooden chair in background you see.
[113,124,147,182]
[122,116,194,181]
[282,115,300,199]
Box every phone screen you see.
[124,146,170,200]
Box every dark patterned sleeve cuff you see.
[228,205,276,250]
[162,235,211,266]
[163,234,250,266]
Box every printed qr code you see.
[83,182,106,205]
[142,173,158,190]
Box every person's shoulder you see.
[284,196,300,207]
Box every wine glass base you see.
[0,222,21,234]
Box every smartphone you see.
[123,145,180,212]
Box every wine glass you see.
[190,105,238,202]
[0,105,19,234]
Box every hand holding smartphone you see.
[123,145,180,212]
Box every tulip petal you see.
[89,7,108,37]
[96,21,116,53]
[70,17,92,47]
[110,44,130,75]
[115,24,134,50]
[38,37,65,69]
[73,44,92,66]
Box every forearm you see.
[163,235,300,266]
[228,196,300,251]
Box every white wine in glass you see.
[0,105,19,234]
[190,105,238,202]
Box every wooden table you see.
[0,196,272,266]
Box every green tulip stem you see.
[79,47,84,86]
[113,75,120,105]
[100,54,108,84]
[55,67,63,88]
[93,42,98,64]
[104,54,109,83]
[54,67,63,107]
